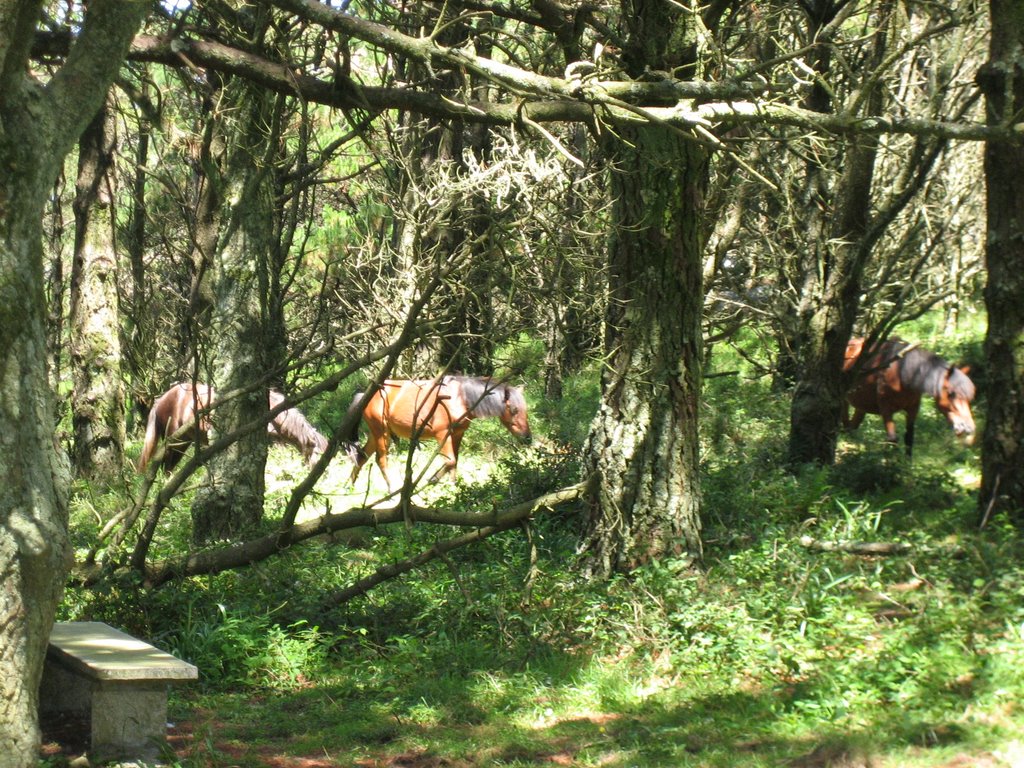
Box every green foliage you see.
[58,330,1024,766]
[158,604,328,688]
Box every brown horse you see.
[346,376,532,489]
[843,337,976,456]
[137,382,213,472]
[138,383,328,472]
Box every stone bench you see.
[40,621,198,762]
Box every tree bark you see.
[578,1,708,577]
[786,128,880,466]
[0,4,148,764]
[580,121,706,576]
[70,97,127,483]
[977,0,1024,523]
[190,79,276,544]
[786,3,889,466]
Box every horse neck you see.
[897,347,950,399]
[455,377,507,420]
[276,408,322,445]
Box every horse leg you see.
[428,432,459,484]
[880,410,900,447]
[371,432,392,490]
[904,402,920,458]
[844,406,866,431]
[448,429,466,480]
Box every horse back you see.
[137,382,213,472]
[844,338,921,416]
[380,379,465,439]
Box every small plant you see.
[157,602,328,689]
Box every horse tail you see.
[345,391,366,444]
[137,399,163,473]
[339,390,372,465]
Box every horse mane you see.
[946,366,976,401]
[269,390,328,461]
[451,376,523,418]
[892,341,975,401]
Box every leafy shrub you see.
[156,602,328,688]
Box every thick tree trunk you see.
[0,4,148,764]
[579,1,708,577]
[190,83,276,544]
[189,207,272,542]
[70,99,126,482]
[0,184,74,766]
[580,124,706,576]
[786,126,880,466]
[977,0,1024,523]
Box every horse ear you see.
[959,365,971,375]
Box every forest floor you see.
[44,336,1024,768]
[40,694,1024,767]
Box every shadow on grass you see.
[159,654,1011,768]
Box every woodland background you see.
[3,0,1024,766]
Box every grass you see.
[50,331,1024,767]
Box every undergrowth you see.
[51,331,1024,767]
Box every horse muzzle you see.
[952,421,975,444]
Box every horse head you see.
[935,365,976,444]
[499,385,532,443]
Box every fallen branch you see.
[323,519,522,606]
[71,481,590,589]
[798,535,911,556]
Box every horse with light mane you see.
[346,375,532,489]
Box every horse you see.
[346,375,532,489]
[843,337,976,457]
[137,382,329,472]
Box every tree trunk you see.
[124,79,153,424]
[767,4,839,391]
[977,0,1024,523]
[0,182,74,766]
[785,5,889,466]
[0,4,147,764]
[786,124,881,465]
[580,123,706,576]
[189,214,272,542]
[70,98,126,483]
[190,81,276,544]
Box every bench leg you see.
[90,683,170,762]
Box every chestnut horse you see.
[346,376,532,489]
[138,382,328,472]
[843,337,976,456]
